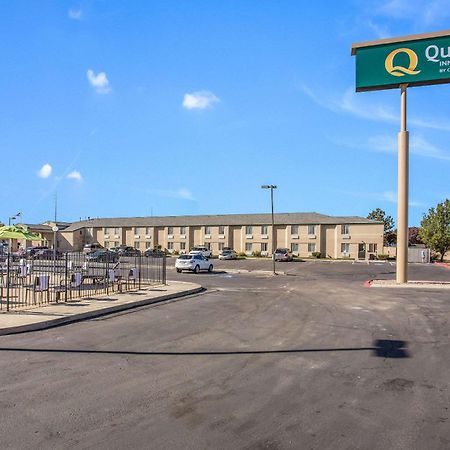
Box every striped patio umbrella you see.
[0,225,43,241]
[0,226,43,311]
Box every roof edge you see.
[351,29,450,55]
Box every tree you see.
[367,208,395,245]
[408,227,422,245]
[418,199,450,262]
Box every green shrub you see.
[251,250,262,257]
[377,254,390,260]
[238,252,247,258]
[172,250,179,255]
[312,251,322,259]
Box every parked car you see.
[144,248,165,257]
[86,249,119,263]
[273,248,293,262]
[219,249,237,260]
[175,254,213,273]
[17,246,49,259]
[83,243,103,254]
[189,246,212,258]
[116,246,141,257]
[34,249,63,260]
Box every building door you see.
[358,243,366,259]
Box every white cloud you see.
[368,134,450,161]
[67,170,82,181]
[365,19,390,39]
[301,85,450,132]
[148,188,195,201]
[380,190,422,207]
[68,8,82,20]
[86,69,111,94]
[183,91,219,110]
[371,0,450,27]
[37,163,52,179]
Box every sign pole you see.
[397,84,409,284]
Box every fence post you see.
[138,255,141,290]
[163,254,167,285]
[64,253,68,302]
[106,255,109,296]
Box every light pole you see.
[8,212,21,226]
[5,212,21,312]
[261,185,277,275]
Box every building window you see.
[261,243,268,252]
[368,243,378,253]
[218,242,224,251]
[134,241,140,250]
[204,226,212,235]
[219,226,225,235]
[114,241,119,248]
[134,227,141,235]
[167,226,174,235]
[104,227,110,234]
[308,243,316,253]
[145,242,151,249]
[167,242,174,250]
[341,224,350,235]
[180,226,186,235]
[105,241,110,248]
[341,243,350,254]
[291,243,299,253]
[245,243,252,252]
[180,242,186,251]
[145,227,151,235]
[291,225,299,235]
[204,242,211,250]
[261,225,268,235]
[245,226,253,235]
[308,225,316,235]
[114,227,120,235]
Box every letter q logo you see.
[385,48,421,77]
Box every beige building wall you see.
[62,219,384,258]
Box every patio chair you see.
[126,268,139,289]
[25,275,50,305]
[69,272,83,299]
[52,271,83,302]
[108,268,123,292]
[17,262,31,285]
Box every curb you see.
[0,285,204,336]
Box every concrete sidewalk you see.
[0,281,202,335]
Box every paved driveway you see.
[0,262,449,449]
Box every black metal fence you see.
[0,252,166,311]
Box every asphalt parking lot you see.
[0,260,449,449]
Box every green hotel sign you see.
[352,31,450,92]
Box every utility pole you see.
[261,185,277,275]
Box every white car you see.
[189,246,212,258]
[218,249,237,260]
[176,254,213,273]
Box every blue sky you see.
[1,0,450,226]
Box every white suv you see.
[176,254,213,273]
[189,246,212,258]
